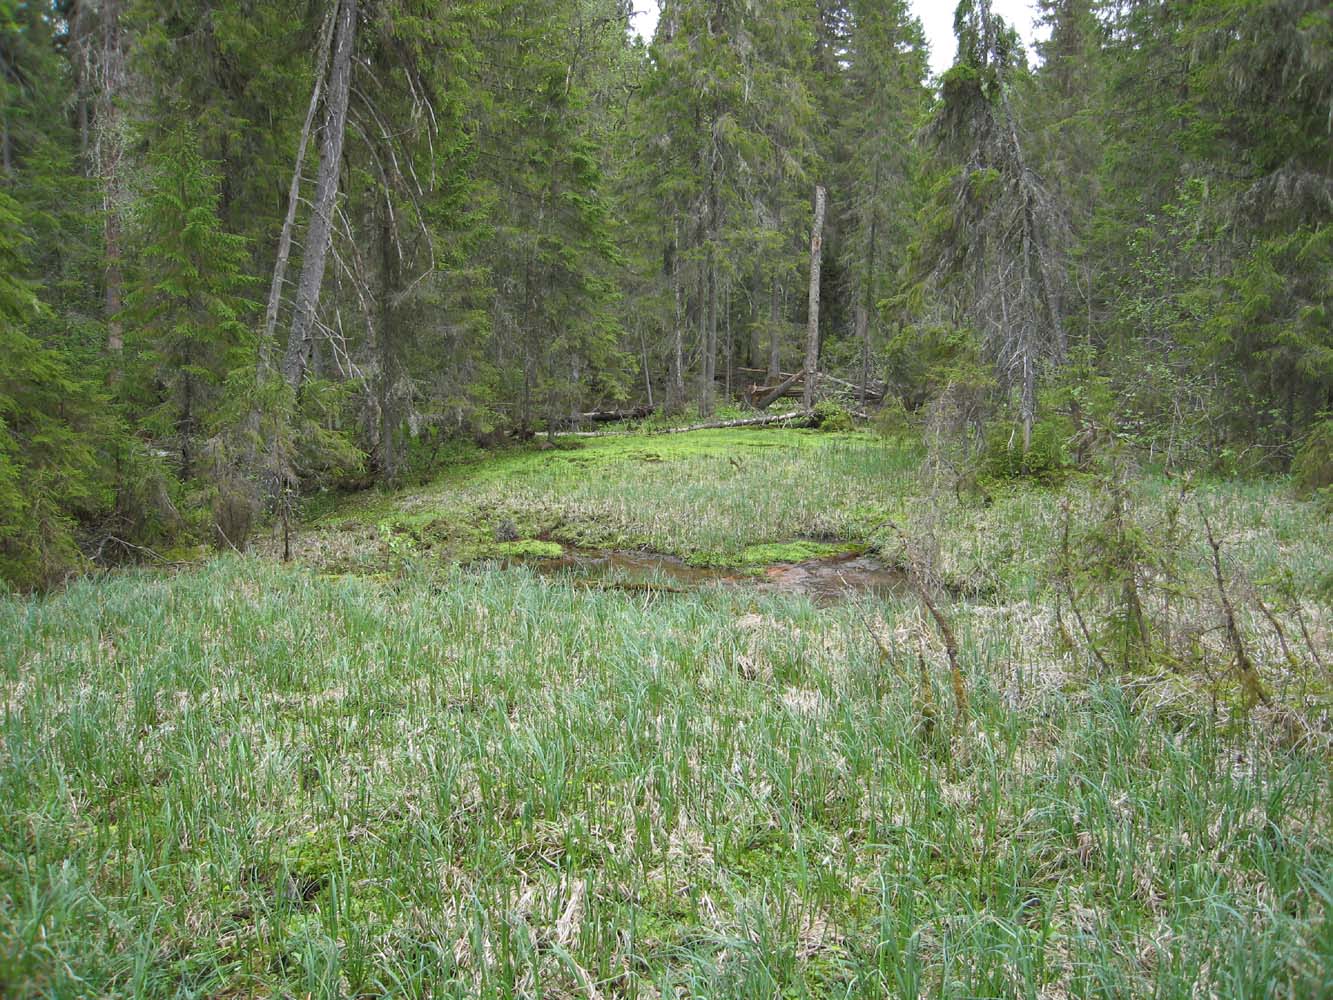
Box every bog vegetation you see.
[0,0,1331,996]
[3,429,1332,997]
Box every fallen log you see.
[751,369,807,410]
[580,405,655,423]
[736,367,886,403]
[654,410,813,435]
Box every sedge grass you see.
[1,550,1329,997]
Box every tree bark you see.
[636,318,654,409]
[803,185,826,410]
[748,264,762,370]
[752,369,806,410]
[701,253,717,415]
[767,197,782,382]
[669,234,685,413]
[581,405,655,423]
[260,7,336,377]
[282,0,358,392]
[854,302,869,404]
[722,278,733,400]
[375,208,400,482]
[859,164,880,404]
[699,161,721,417]
[658,411,812,435]
[95,0,127,357]
[1,99,11,177]
[566,410,812,439]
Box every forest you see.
[1,1,1331,997]
[0,0,1327,584]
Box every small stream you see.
[517,548,904,603]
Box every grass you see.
[1,429,1330,997]
[305,429,919,569]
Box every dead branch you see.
[884,521,969,720]
[751,369,806,410]
[1198,501,1271,707]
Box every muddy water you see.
[522,548,904,603]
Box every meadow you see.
[2,429,1330,998]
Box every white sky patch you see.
[915,1,1048,77]
[627,2,1047,79]
[629,3,659,42]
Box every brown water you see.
[521,548,904,603]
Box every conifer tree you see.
[0,189,113,588]
[126,126,256,480]
[922,0,1069,449]
[833,0,930,400]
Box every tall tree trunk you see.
[859,164,881,404]
[68,1,91,159]
[854,301,869,405]
[637,318,654,408]
[1,106,11,177]
[803,185,827,411]
[669,233,685,413]
[700,252,718,417]
[260,7,336,377]
[748,264,762,371]
[95,0,127,357]
[699,164,721,417]
[282,0,358,392]
[0,45,12,175]
[767,198,783,382]
[181,366,195,480]
[723,278,733,400]
[376,210,399,482]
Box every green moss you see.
[738,540,861,565]
[491,539,564,559]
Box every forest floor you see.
[2,428,1331,997]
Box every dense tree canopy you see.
[0,0,1328,587]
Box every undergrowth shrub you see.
[811,400,854,432]
[1291,416,1332,500]
[872,398,912,438]
[981,415,1072,482]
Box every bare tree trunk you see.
[67,1,92,159]
[260,7,336,377]
[767,197,782,382]
[1,95,11,176]
[700,252,717,416]
[282,0,358,392]
[695,180,715,416]
[855,302,869,405]
[94,0,127,357]
[375,209,400,482]
[723,278,733,400]
[669,236,685,413]
[803,185,827,411]
[987,0,1065,440]
[700,168,721,416]
[637,318,654,409]
[748,264,762,371]
[753,368,806,410]
[859,167,880,405]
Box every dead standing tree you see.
[281,0,358,392]
[925,0,1068,451]
[803,184,826,411]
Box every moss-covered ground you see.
[1,428,1329,997]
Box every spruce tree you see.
[0,189,114,588]
[126,126,256,480]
